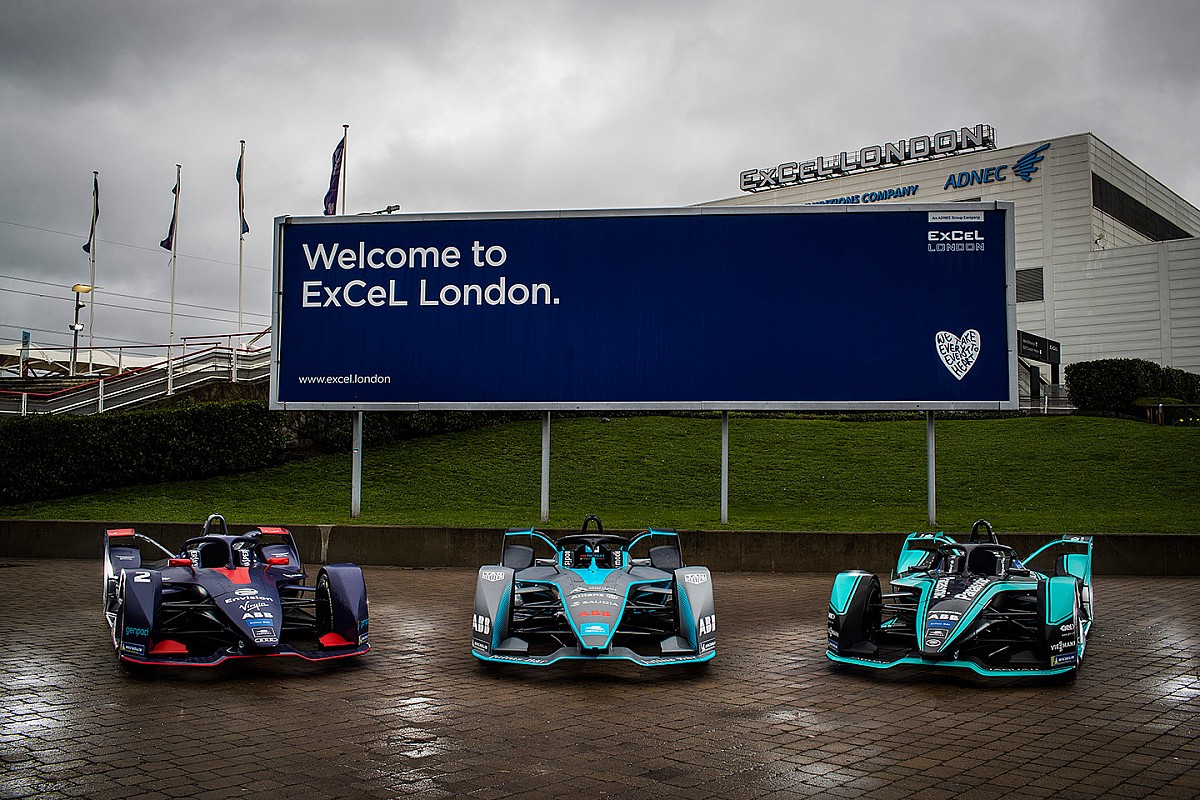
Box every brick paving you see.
[1,560,1197,799]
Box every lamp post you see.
[69,283,93,376]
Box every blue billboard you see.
[271,204,1016,410]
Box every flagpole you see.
[87,170,98,374]
[238,140,246,333]
[341,124,348,214]
[169,164,180,394]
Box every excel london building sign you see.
[740,124,996,193]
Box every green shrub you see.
[0,401,288,504]
[1066,358,1200,415]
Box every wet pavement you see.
[1,560,1198,799]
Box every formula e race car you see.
[103,514,369,666]
[472,516,716,666]
[827,520,1093,678]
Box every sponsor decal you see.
[235,588,259,596]
[223,595,271,605]
[358,632,369,645]
[698,614,716,636]
[1051,653,1077,666]
[577,609,612,618]
[827,638,839,653]
[471,640,488,652]
[580,623,610,635]
[700,640,716,653]
[1050,639,1077,652]
[242,611,273,619]
[570,599,621,608]
[1060,623,1075,633]
[247,619,274,628]
[124,626,150,638]
[926,636,944,648]
[933,577,951,599]
[239,601,273,613]
[472,614,491,635]
[683,573,708,585]
[957,576,990,600]
[121,642,145,656]
[927,619,955,629]
[360,618,369,631]
[117,555,135,562]
[481,570,506,583]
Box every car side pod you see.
[827,570,881,659]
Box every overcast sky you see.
[2,0,1198,356]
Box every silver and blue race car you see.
[827,520,1093,678]
[472,515,716,666]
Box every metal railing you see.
[0,338,271,417]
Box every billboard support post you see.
[926,411,936,526]
[720,412,729,525]
[541,412,550,523]
[351,411,363,518]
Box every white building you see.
[705,128,1200,386]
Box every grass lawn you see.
[1,415,1196,534]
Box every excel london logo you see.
[942,142,1050,191]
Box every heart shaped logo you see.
[935,329,981,380]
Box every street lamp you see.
[69,283,93,376]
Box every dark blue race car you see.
[827,520,1093,678]
[472,516,716,666]
[103,514,369,667]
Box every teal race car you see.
[827,520,1093,678]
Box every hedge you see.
[0,401,288,505]
[1065,358,1200,415]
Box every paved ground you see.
[1,561,1198,799]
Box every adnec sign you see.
[270,204,1017,411]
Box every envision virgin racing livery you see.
[827,520,1093,678]
[473,516,715,666]
[103,514,369,666]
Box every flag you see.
[323,133,345,215]
[236,141,249,235]
[82,172,99,254]
[160,169,180,251]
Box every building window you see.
[1092,173,1191,242]
[1016,268,1043,302]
